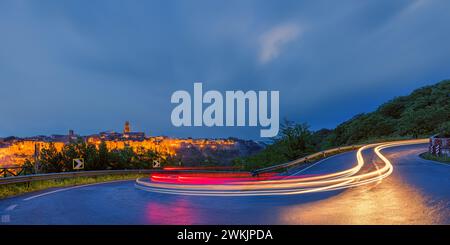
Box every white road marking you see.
[5,204,17,211]
[289,151,355,176]
[23,179,132,201]
[1,215,10,223]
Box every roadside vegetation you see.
[0,136,181,198]
[17,139,180,175]
[234,79,450,170]
[420,152,450,164]
[0,173,147,199]
[0,140,174,199]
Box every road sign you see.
[73,158,85,170]
[152,160,160,168]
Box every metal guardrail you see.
[0,169,253,186]
[0,169,156,186]
[0,166,30,177]
[252,144,363,175]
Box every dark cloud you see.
[1,0,449,139]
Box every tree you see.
[276,120,316,160]
[439,122,450,137]
[98,141,110,169]
[109,147,134,169]
[135,148,159,168]
[39,143,63,173]
[61,143,79,171]
[85,144,99,170]
[22,159,35,175]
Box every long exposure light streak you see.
[135,139,427,196]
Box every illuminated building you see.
[0,122,262,168]
[124,121,130,134]
[122,121,145,140]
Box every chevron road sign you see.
[152,160,160,168]
[73,158,85,170]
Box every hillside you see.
[234,79,450,169]
[323,79,450,147]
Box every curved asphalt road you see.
[0,143,449,224]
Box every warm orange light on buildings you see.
[0,141,64,167]
[0,137,237,168]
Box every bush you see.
[35,140,164,173]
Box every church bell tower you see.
[124,121,131,134]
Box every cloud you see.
[259,23,301,64]
[1,1,450,139]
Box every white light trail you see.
[135,139,427,196]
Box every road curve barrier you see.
[252,144,363,175]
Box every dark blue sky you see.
[1,0,450,139]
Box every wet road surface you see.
[0,143,449,224]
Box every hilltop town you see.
[0,121,264,168]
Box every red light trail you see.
[136,139,427,196]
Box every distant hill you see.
[234,79,450,169]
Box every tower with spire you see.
[124,121,131,134]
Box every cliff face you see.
[0,140,64,168]
[171,139,265,165]
[0,137,264,167]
